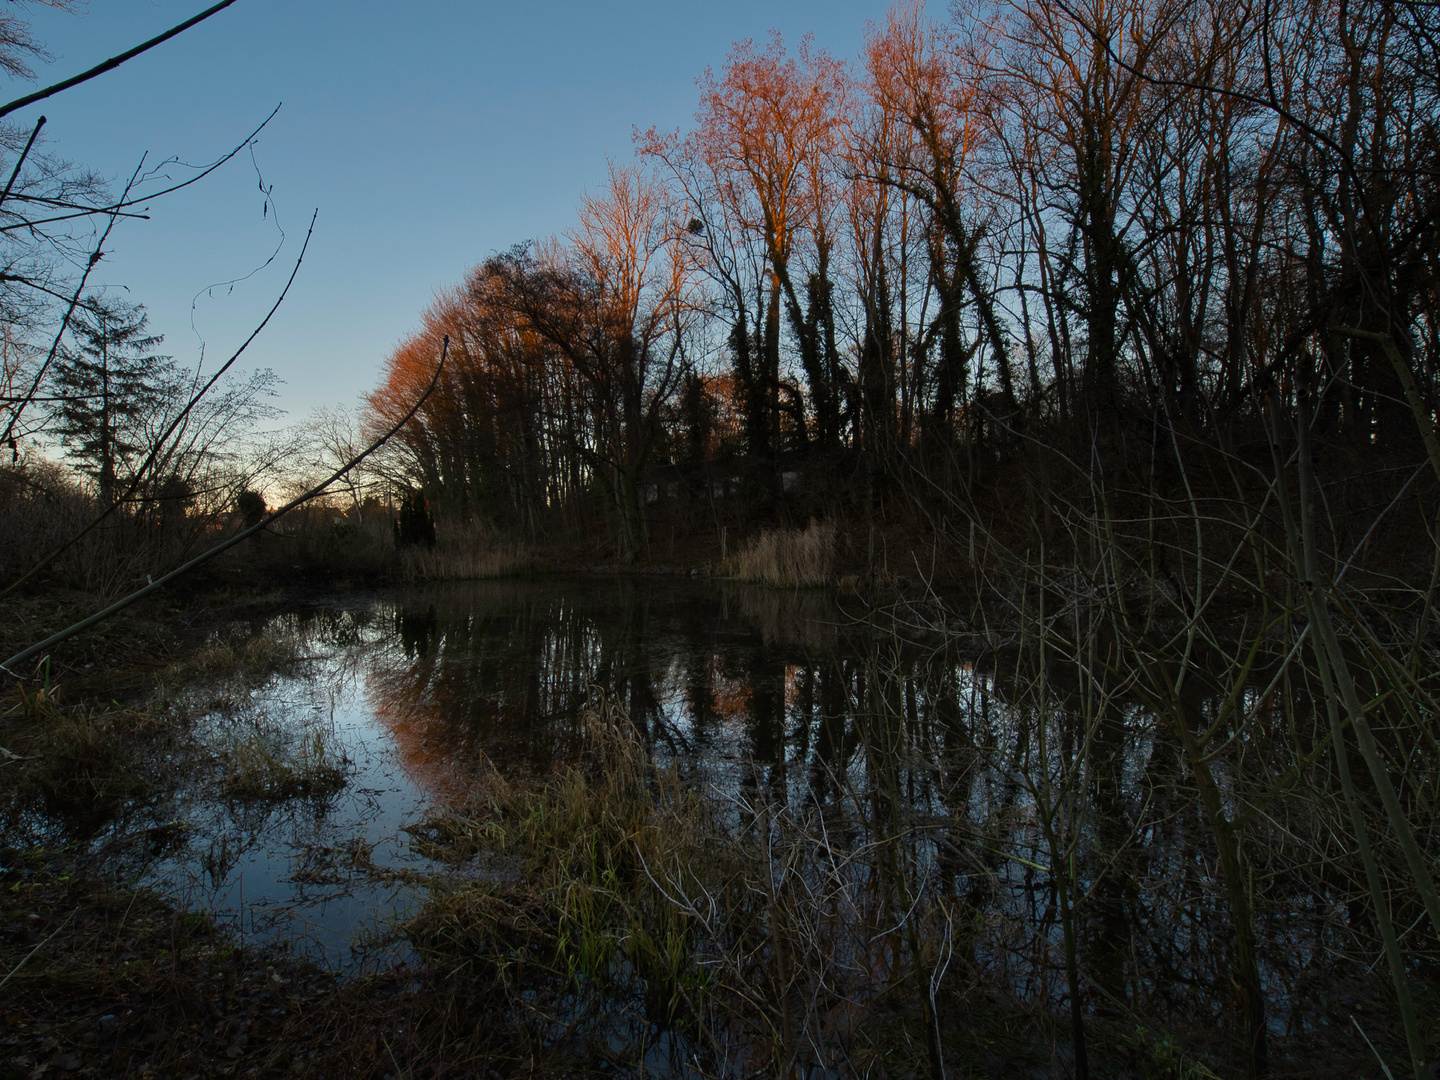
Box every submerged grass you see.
[218,724,350,803]
[184,633,298,676]
[2,688,166,834]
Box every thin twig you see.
[0,910,75,991]
[0,159,145,448]
[0,210,318,600]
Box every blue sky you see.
[13,0,886,421]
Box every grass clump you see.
[406,702,716,1051]
[399,541,534,582]
[401,693,1013,1077]
[728,519,835,587]
[166,627,304,680]
[219,723,349,803]
[3,688,159,833]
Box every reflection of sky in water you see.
[66,577,1361,1043]
[6,575,1337,1047]
[140,580,876,971]
[147,631,438,971]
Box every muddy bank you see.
[0,854,536,1079]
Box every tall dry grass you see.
[398,516,535,581]
[399,544,533,582]
[728,518,835,587]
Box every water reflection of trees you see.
[362,580,840,784]
[340,580,1404,1065]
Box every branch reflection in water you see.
[124,578,1412,1074]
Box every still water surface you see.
[148,577,900,968]
[16,575,1368,1053]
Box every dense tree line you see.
[369,0,1440,554]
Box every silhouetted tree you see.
[45,296,175,501]
[395,489,436,549]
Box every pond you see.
[7,575,1404,1072]
[113,577,912,969]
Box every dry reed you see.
[398,516,535,581]
[398,542,533,581]
[728,519,835,587]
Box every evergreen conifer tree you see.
[46,296,175,500]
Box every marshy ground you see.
[0,578,1426,1079]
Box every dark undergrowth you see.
[0,852,557,1080]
